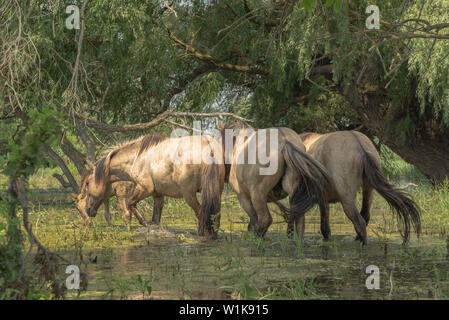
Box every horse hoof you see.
[256,228,268,238]
[204,232,217,240]
[354,234,367,245]
[247,223,259,232]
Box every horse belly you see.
[152,164,201,198]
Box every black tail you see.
[282,141,331,226]
[199,157,225,239]
[353,134,421,244]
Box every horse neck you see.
[107,147,139,183]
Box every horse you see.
[76,133,225,239]
[72,173,164,230]
[298,131,421,244]
[217,121,331,239]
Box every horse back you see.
[137,135,223,197]
[308,131,379,199]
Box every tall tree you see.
[159,0,449,182]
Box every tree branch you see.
[71,109,252,133]
[14,177,87,298]
[69,0,89,97]
[168,63,217,96]
[60,135,87,175]
[52,173,72,188]
[75,117,96,163]
[43,145,78,192]
[166,26,269,75]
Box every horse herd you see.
[71,122,421,245]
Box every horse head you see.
[73,153,114,221]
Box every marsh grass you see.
[8,191,449,300]
[3,148,449,300]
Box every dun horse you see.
[72,177,164,230]
[75,133,225,239]
[218,122,331,238]
[299,131,421,244]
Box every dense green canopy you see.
[1,0,449,180]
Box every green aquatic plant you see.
[131,272,153,300]
[100,272,131,300]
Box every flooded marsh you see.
[27,189,449,300]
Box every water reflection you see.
[73,229,448,300]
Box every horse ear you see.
[103,150,116,178]
[217,120,224,131]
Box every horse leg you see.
[237,192,259,232]
[151,196,164,225]
[250,192,272,237]
[355,183,373,242]
[360,182,373,225]
[183,193,203,235]
[184,193,201,219]
[341,200,368,245]
[103,199,111,225]
[130,204,148,227]
[282,169,303,240]
[291,210,305,241]
[319,202,331,241]
[118,196,132,231]
[126,185,148,227]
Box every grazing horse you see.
[77,133,225,239]
[298,131,421,244]
[218,122,331,238]
[72,175,164,230]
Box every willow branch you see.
[52,173,72,188]
[60,135,87,175]
[71,109,252,133]
[43,145,78,192]
[75,117,96,163]
[163,0,178,18]
[166,26,269,75]
[15,177,74,266]
[69,0,89,98]
[168,64,217,96]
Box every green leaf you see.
[146,286,152,296]
[325,0,334,8]
[333,0,342,13]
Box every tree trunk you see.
[60,136,87,175]
[344,63,449,184]
[389,138,449,183]
[75,118,97,163]
[43,145,79,192]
